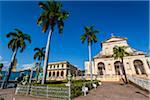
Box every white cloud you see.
[0,61,9,71]
[0,56,3,61]
[20,63,36,71]
[0,55,9,67]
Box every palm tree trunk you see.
[36,62,41,82]
[1,48,18,89]
[121,58,128,84]
[88,42,93,81]
[42,29,52,84]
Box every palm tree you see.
[2,29,31,88]
[0,63,3,70]
[81,26,99,81]
[33,47,45,82]
[113,46,129,84]
[37,1,69,84]
[0,63,3,80]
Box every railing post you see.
[47,85,49,98]
[26,85,30,95]
[15,85,18,95]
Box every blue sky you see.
[0,1,149,71]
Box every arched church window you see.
[97,62,105,75]
[133,60,146,75]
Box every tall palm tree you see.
[37,1,69,84]
[113,46,129,84]
[0,63,3,80]
[81,26,99,81]
[0,63,3,70]
[2,29,31,88]
[33,47,45,82]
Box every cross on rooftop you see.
[111,33,114,37]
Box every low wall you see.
[127,76,150,91]
[85,75,121,82]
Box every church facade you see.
[85,35,150,81]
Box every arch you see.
[114,61,123,75]
[53,71,55,77]
[57,71,59,77]
[49,72,51,77]
[97,62,105,75]
[133,60,146,75]
[61,71,64,77]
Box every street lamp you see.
[67,69,72,100]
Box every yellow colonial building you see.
[85,35,150,81]
[47,61,81,80]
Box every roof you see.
[102,36,127,43]
[48,61,69,65]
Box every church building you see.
[85,35,150,81]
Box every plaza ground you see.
[0,82,149,100]
[75,82,149,100]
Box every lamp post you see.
[29,67,33,84]
[67,69,72,100]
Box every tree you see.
[0,63,3,70]
[37,1,69,84]
[33,47,45,82]
[113,46,129,84]
[81,26,99,81]
[0,63,3,80]
[2,29,31,88]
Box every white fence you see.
[15,85,69,100]
[15,85,30,95]
[127,76,150,91]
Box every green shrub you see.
[0,97,4,100]
[71,85,82,97]
[31,80,99,98]
[71,80,99,98]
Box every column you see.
[64,70,66,79]
[129,60,136,75]
[111,62,116,75]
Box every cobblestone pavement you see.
[75,82,150,100]
[0,82,149,100]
